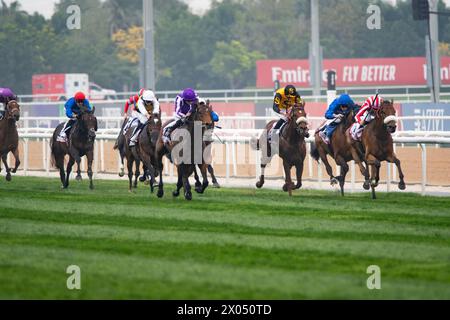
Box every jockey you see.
[319,94,357,144]
[0,88,18,120]
[350,95,384,141]
[269,84,304,142]
[113,88,146,150]
[162,88,198,144]
[128,89,160,149]
[57,92,92,143]
[198,97,220,123]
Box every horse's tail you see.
[310,141,320,162]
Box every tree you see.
[112,26,143,63]
[210,40,266,89]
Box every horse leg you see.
[294,160,304,190]
[208,165,220,188]
[173,166,183,197]
[256,163,267,189]
[64,157,75,189]
[387,154,406,190]
[282,161,294,196]
[1,154,11,182]
[335,156,349,197]
[87,150,94,190]
[366,154,380,200]
[350,147,370,190]
[193,166,202,190]
[55,155,66,188]
[196,164,209,194]
[118,147,125,177]
[134,159,140,189]
[182,166,192,201]
[11,148,20,174]
[127,157,134,193]
[155,151,165,198]
[75,162,82,181]
[318,148,338,186]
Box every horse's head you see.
[378,99,397,134]
[289,102,309,137]
[147,114,162,145]
[194,100,214,130]
[6,100,20,122]
[79,107,98,141]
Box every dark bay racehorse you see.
[155,103,213,200]
[310,108,370,196]
[0,100,20,181]
[255,104,309,196]
[51,107,97,189]
[135,114,161,193]
[347,100,406,199]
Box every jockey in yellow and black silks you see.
[269,85,304,142]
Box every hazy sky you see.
[3,0,450,19]
[3,0,213,18]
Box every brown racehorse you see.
[0,100,20,181]
[193,100,220,189]
[155,103,213,200]
[310,108,370,196]
[51,107,98,189]
[255,104,309,196]
[135,114,162,194]
[347,100,406,199]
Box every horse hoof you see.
[256,181,264,189]
[11,169,17,174]
[157,190,164,198]
[195,182,202,189]
[6,174,11,182]
[363,181,370,190]
[185,192,192,201]
[371,180,378,188]
[139,176,146,182]
[331,177,339,186]
[398,182,406,190]
[295,183,302,190]
[76,175,82,182]
[173,190,180,197]
[213,182,221,188]
[282,184,289,192]
[118,171,125,178]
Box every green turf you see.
[0,176,449,299]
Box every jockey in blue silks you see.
[57,92,92,143]
[319,94,357,144]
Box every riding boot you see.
[163,119,183,144]
[269,119,285,143]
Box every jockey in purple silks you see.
[0,88,18,120]
[162,88,198,144]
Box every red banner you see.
[257,57,450,88]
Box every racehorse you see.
[155,102,214,200]
[310,108,370,196]
[255,103,309,196]
[347,99,406,199]
[0,100,21,181]
[193,101,220,189]
[51,107,97,189]
[135,114,162,193]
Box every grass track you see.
[0,176,449,299]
